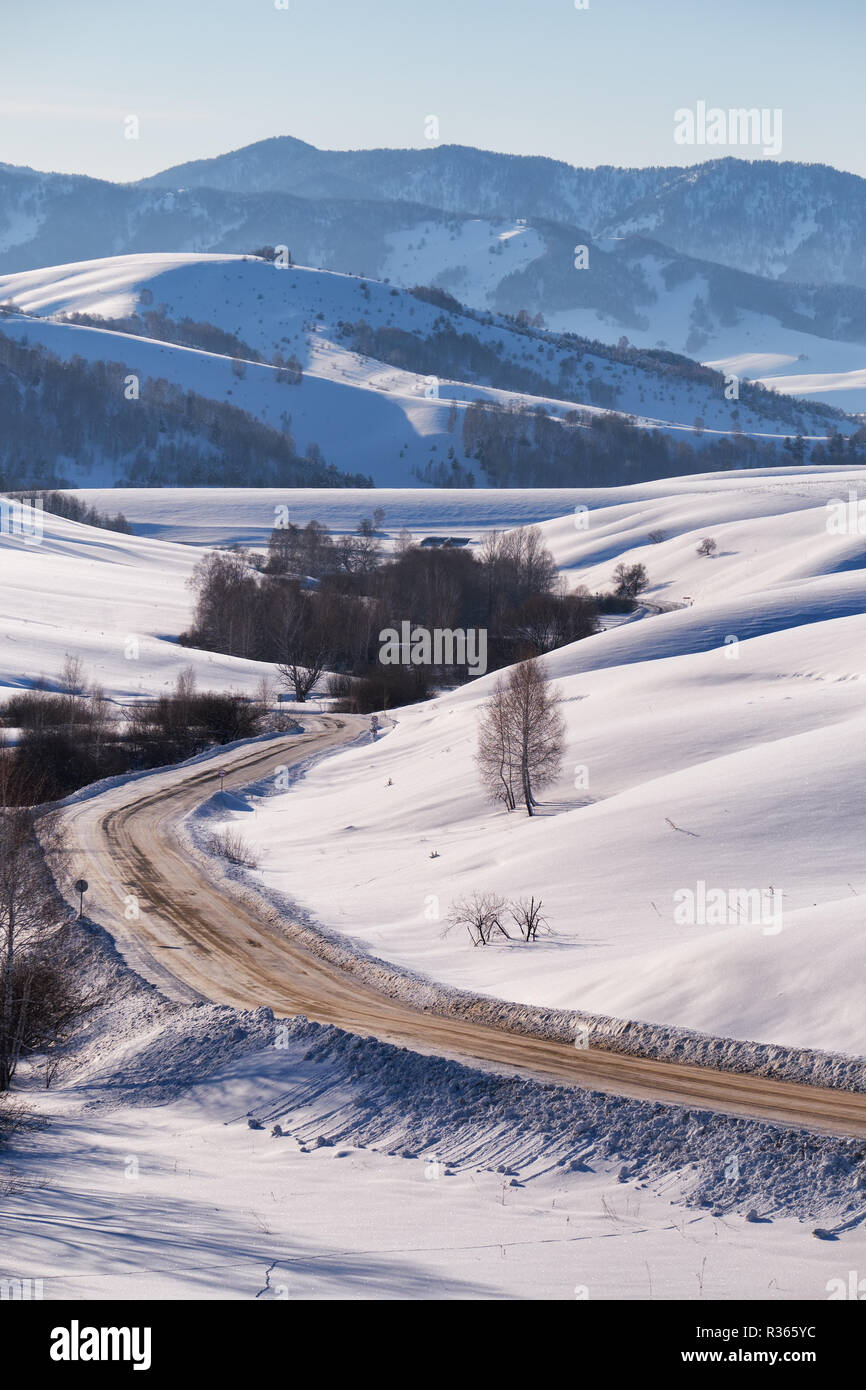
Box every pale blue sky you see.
[2,0,862,181]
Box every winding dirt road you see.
[54,716,866,1138]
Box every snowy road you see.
[51,717,866,1139]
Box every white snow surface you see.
[0,503,273,698]
[6,467,866,1300]
[4,937,864,1302]
[6,469,866,1051]
[198,468,866,1056]
[9,1009,864,1302]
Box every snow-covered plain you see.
[71,462,866,547]
[71,485,598,546]
[199,468,866,1057]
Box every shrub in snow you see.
[508,896,549,942]
[209,827,259,869]
[444,892,509,947]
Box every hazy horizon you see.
[2,0,863,181]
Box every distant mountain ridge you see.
[141,138,866,288]
[140,136,677,230]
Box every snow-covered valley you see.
[5,102,866,1315]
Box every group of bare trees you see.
[478,526,558,620]
[0,810,87,1092]
[445,892,549,947]
[266,514,385,579]
[185,522,599,707]
[1,663,266,804]
[476,657,565,816]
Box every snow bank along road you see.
[52,716,866,1139]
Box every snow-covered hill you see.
[5,152,866,410]
[0,252,851,490]
[200,467,866,1056]
[0,503,273,699]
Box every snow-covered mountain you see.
[6,148,866,410]
[143,139,866,290]
[139,135,673,227]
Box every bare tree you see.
[477,658,565,817]
[174,665,198,721]
[333,534,361,573]
[253,674,276,712]
[87,683,114,761]
[505,658,566,817]
[0,810,79,1091]
[58,653,85,724]
[509,896,548,942]
[275,599,331,703]
[444,892,509,947]
[353,518,382,573]
[476,675,517,810]
[58,653,85,699]
[696,537,717,557]
[298,520,334,579]
[509,526,558,597]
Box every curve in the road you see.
[54,716,866,1139]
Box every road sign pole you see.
[74,878,88,918]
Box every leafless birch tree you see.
[476,657,565,817]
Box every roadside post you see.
[74,878,88,918]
